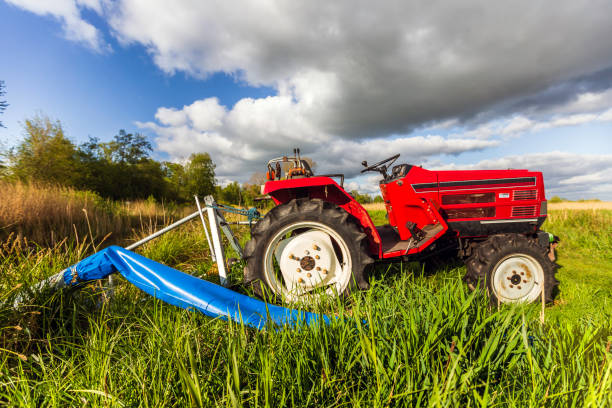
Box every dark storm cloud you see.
[466,66,612,125]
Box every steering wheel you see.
[360,154,400,178]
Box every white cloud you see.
[480,105,612,138]
[138,95,500,183]
[345,175,383,196]
[154,107,187,127]
[184,99,227,131]
[5,0,109,52]
[559,171,608,185]
[560,90,612,114]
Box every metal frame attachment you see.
[124,195,247,287]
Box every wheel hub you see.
[274,230,339,292]
[491,254,544,303]
[300,256,316,271]
[510,274,522,285]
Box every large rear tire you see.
[243,198,373,303]
[464,234,559,304]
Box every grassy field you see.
[0,204,610,406]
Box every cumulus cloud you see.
[112,0,612,201]
[486,67,612,122]
[138,85,611,189]
[444,102,612,141]
[5,0,109,52]
[106,0,612,137]
[137,96,499,183]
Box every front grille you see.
[513,189,537,200]
[445,207,495,219]
[512,206,537,217]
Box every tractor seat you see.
[286,160,314,179]
[389,164,412,180]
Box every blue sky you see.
[1,0,611,199]
[0,2,273,154]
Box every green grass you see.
[0,211,611,407]
[542,210,612,324]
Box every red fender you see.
[263,177,383,258]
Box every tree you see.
[183,153,216,199]
[2,113,219,203]
[240,172,267,206]
[75,133,167,200]
[0,81,7,128]
[101,130,152,164]
[221,181,242,205]
[350,190,373,204]
[7,115,80,184]
[163,161,187,199]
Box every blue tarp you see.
[60,246,329,330]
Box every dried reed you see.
[0,181,178,246]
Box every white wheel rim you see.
[491,254,544,303]
[262,221,352,303]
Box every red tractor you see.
[244,149,559,305]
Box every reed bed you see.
[0,181,181,247]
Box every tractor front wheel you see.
[243,198,373,303]
[464,234,559,305]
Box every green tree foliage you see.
[3,115,218,203]
[77,132,166,200]
[220,181,242,205]
[549,195,565,203]
[162,154,217,202]
[350,190,373,204]
[101,130,152,164]
[214,172,268,207]
[7,116,80,185]
[241,183,263,206]
[0,80,7,128]
[373,195,384,203]
[163,161,187,200]
[182,153,216,199]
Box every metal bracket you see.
[195,196,216,263]
[204,196,244,258]
[202,195,244,287]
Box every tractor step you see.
[378,223,444,255]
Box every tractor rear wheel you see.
[464,234,559,305]
[243,198,373,303]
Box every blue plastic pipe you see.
[56,246,329,330]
